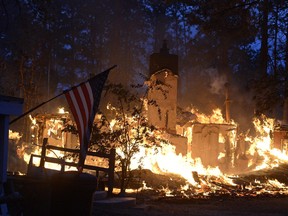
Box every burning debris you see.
[9,106,288,200]
[30,108,77,149]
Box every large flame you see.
[11,107,288,197]
[245,115,288,170]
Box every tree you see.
[175,0,258,128]
[259,0,269,76]
[63,82,168,195]
[250,0,288,117]
[98,83,170,194]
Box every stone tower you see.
[147,41,178,133]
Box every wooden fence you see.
[27,138,115,196]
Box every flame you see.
[29,115,36,125]
[9,130,22,140]
[58,107,68,114]
[16,106,288,198]
[23,147,77,171]
[245,115,288,170]
[191,108,230,124]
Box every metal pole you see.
[225,82,231,123]
[10,65,117,125]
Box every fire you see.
[125,111,288,197]
[191,108,231,124]
[58,107,67,114]
[29,115,36,125]
[13,106,288,198]
[130,135,236,195]
[23,146,77,171]
[245,115,288,171]
[9,130,22,140]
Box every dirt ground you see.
[145,197,288,216]
[94,195,288,216]
[9,168,288,215]
[94,167,288,216]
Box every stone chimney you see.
[147,41,178,133]
[149,40,178,76]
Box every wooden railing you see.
[28,138,115,196]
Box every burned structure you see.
[148,40,178,133]
[147,41,238,170]
[29,41,241,171]
[177,122,237,170]
[147,41,187,155]
[272,125,288,154]
[31,111,78,149]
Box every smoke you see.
[179,66,256,133]
[205,68,227,95]
[178,67,225,115]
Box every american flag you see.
[65,68,111,169]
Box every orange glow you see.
[15,107,288,197]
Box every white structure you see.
[147,40,179,133]
[147,41,188,155]
[147,42,238,169]
[147,69,178,133]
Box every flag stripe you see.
[77,86,89,126]
[80,84,92,121]
[64,69,110,168]
[72,87,87,129]
[65,92,83,143]
[84,82,94,113]
[69,90,85,141]
[71,90,85,138]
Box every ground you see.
[8,167,288,215]
[94,195,288,216]
[93,168,288,215]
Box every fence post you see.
[107,148,115,197]
[60,159,65,172]
[39,138,48,168]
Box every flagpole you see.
[9,65,117,125]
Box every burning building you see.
[25,41,242,173]
[148,40,178,133]
[6,42,288,208]
[272,125,288,155]
[30,108,78,149]
[272,102,288,154]
[147,41,238,170]
[147,41,188,155]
